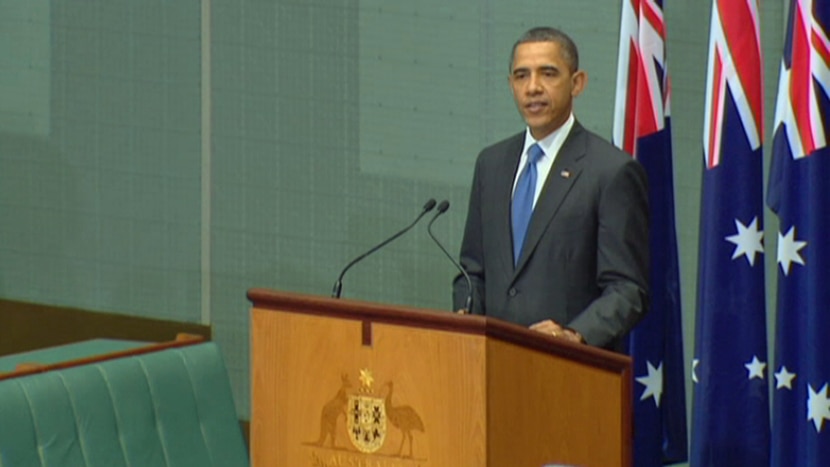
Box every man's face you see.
[509,41,586,140]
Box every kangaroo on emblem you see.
[314,373,351,447]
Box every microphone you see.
[426,200,473,313]
[331,198,437,298]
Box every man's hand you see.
[529,319,585,344]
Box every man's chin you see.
[523,114,551,127]
[526,122,557,139]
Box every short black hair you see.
[509,27,579,73]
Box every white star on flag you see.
[775,366,797,390]
[778,226,807,276]
[692,358,699,383]
[725,217,764,266]
[807,383,830,433]
[744,355,766,380]
[635,360,663,408]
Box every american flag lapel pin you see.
[560,169,571,179]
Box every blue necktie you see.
[512,143,544,265]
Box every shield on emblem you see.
[347,394,387,453]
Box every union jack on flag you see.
[612,1,687,465]
[691,1,770,466]
[768,1,830,465]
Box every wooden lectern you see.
[249,289,632,467]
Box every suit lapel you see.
[513,123,587,274]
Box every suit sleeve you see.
[453,154,486,314]
[568,158,650,347]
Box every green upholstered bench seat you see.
[0,340,248,467]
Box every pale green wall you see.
[0,3,787,451]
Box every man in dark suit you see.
[453,27,649,350]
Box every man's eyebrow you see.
[513,64,559,74]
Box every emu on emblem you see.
[347,394,387,453]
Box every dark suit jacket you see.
[453,122,649,350]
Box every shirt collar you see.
[521,113,576,160]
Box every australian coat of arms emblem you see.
[311,369,425,459]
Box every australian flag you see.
[691,1,770,466]
[612,1,688,464]
[768,1,830,465]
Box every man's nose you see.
[527,73,543,93]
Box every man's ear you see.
[571,70,587,97]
